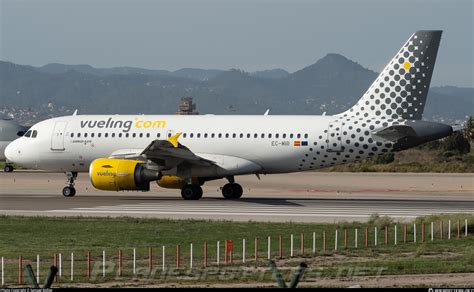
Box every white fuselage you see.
[5,114,395,177]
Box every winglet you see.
[168,132,182,148]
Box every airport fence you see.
[0,218,470,286]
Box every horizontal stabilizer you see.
[451,124,466,133]
[373,120,453,151]
[372,125,417,142]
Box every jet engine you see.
[156,176,203,189]
[89,158,159,191]
[157,176,189,189]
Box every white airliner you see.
[5,31,455,199]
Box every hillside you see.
[0,54,472,124]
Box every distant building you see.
[176,97,199,115]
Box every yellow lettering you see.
[134,119,166,129]
[153,120,166,128]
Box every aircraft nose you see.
[4,141,18,163]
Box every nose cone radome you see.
[4,141,17,163]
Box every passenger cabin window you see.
[197,133,201,138]
[157,133,161,138]
[247,134,250,138]
[261,133,265,138]
[98,133,102,138]
[84,133,88,138]
[283,134,286,138]
[297,134,301,139]
[78,133,81,138]
[290,134,294,138]
[125,133,129,138]
[183,133,187,138]
[139,133,143,138]
[276,134,279,138]
[218,133,222,138]
[225,133,229,138]
[146,133,150,138]
[211,133,215,138]
[132,133,136,138]
[190,133,194,138]
[71,133,74,138]
[111,133,115,138]
[104,133,108,138]
[204,133,208,138]
[118,133,122,138]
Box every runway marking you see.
[44,201,474,219]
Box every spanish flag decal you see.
[294,141,308,147]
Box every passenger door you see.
[51,121,67,151]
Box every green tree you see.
[442,132,470,155]
[373,152,395,164]
[466,116,474,140]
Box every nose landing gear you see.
[62,171,77,197]
[3,164,14,172]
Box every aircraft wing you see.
[108,132,215,169]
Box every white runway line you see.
[43,200,474,219]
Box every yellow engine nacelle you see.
[157,176,199,189]
[89,158,151,191]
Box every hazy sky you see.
[1,0,473,86]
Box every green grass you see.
[0,214,473,287]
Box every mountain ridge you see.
[0,55,472,124]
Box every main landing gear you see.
[62,171,77,197]
[221,176,243,199]
[181,184,203,200]
[179,176,244,200]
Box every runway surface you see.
[1,172,473,222]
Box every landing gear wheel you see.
[222,183,243,199]
[4,165,14,172]
[62,171,78,198]
[181,184,203,200]
[62,186,76,197]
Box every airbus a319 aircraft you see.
[5,31,457,200]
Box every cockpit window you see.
[24,130,32,138]
[31,130,38,138]
[17,131,25,137]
